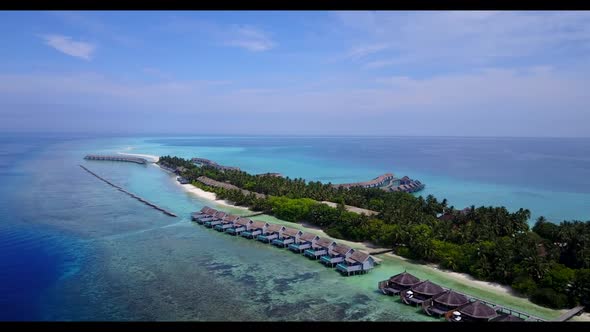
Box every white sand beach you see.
[117,152,160,163]
[178,182,250,211]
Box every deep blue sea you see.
[0,133,588,321]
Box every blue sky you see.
[1,11,589,136]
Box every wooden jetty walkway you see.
[553,305,585,321]
[84,154,150,164]
[79,165,177,217]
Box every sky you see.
[0,11,589,137]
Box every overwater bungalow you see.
[241,220,268,239]
[446,301,498,322]
[320,244,354,267]
[198,209,221,223]
[378,271,422,296]
[257,223,285,243]
[304,237,337,259]
[400,280,445,306]
[204,211,227,228]
[336,250,376,276]
[423,290,470,317]
[272,227,303,248]
[489,313,525,322]
[288,232,320,253]
[191,206,215,222]
[226,218,252,236]
[214,214,240,231]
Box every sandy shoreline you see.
[117,152,160,163]
[178,182,250,211]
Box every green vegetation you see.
[160,156,590,309]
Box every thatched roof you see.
[389,272,421,287]
[332,244,352,256]
[282,227,302,237]
[200,206,211,213]
[490,314,524,322]
[205,207,217,215]
[316,237,336,248]
[459,301,498,319]
[411,280,444,296]
[433,290,469,307]
[300,233,319,242]
[266,224,284,233]
[349,250,371,263]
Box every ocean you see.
[1,133,588,321]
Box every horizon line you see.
[1,131,590,140]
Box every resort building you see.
[271,227,303,248]
[241,220,268,239]
[335,250,376,276]
[214,214,241,232]
[320,244,354,267]
[191,206,214,221]
[378,271,422,296]
[257,224,285,243]
[304,237,337,259]
[423,290,470,317]
[401,280,445,306]
[204,211,227,228]
[447,301,498,322]
[176,176,190,184]
[191,157,241,172]
[226,218,252,236]
[193,208,219,224]
[489,313,525,322]
[332,173,396,189]
[288,233,320,253]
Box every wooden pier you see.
[84,154,150,164]
[79,165,177,217]
[554,306,585,322]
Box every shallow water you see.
[1,134,585,320]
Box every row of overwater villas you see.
[191,207,377,275]
[378,272,545,322]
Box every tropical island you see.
[158,155,590,311]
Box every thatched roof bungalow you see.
[401,280,445,306]
[424,290,470,316]
[378,271,422,296]
[447,301,498,322]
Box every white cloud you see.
[41,34,96,60]
[335,11,590,70]
[224,26,275,52]
[347,43,389,60]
